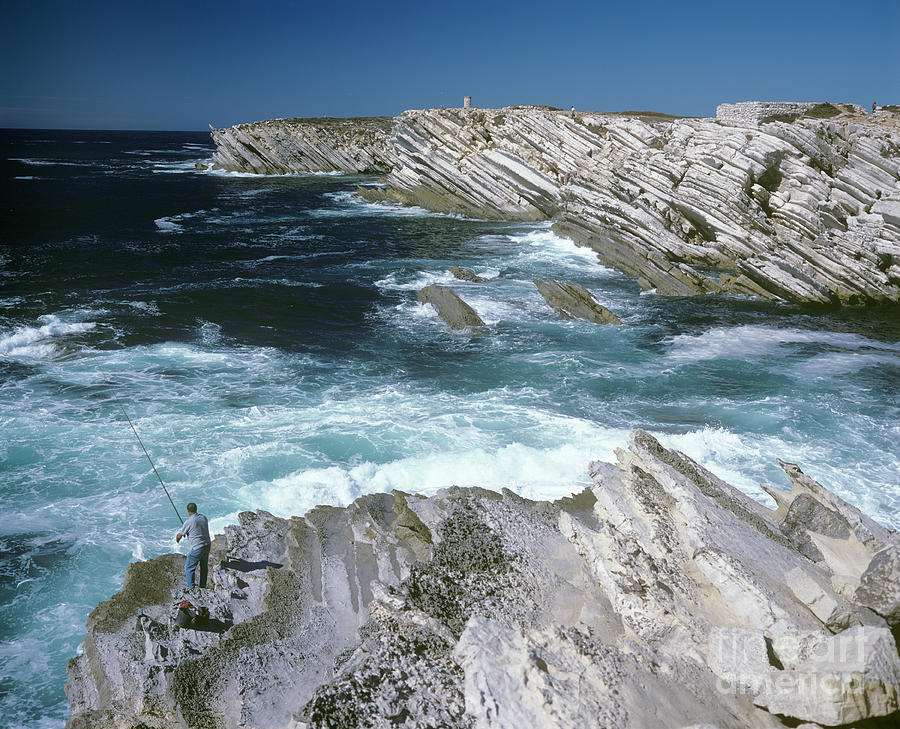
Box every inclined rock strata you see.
[449,266,485,283]
[416,284,486,330]
[66,431,900,729]
[211,107,900,304]
[856,539,900,626]
[533,279,623,324]
[209,117,395,174]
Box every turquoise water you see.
[1,130,898,728]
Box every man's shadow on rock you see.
[221,557,283,572]
[190,617,232,634]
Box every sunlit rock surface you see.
[66,431,899,729]
[416,284,486,330]
[211,106,900,304]
[533,278,623,324]
[209,117,395,175]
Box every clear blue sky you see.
[3,0,898,130]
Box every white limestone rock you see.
[756,626,900,725]
[209,117,396,174]
[454,616,770,729]
[706,625,900,725]
[66,433,899,729]
[706,628,773,696]
[209,106,900,304]
[856,539,900,627]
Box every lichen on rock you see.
[66,432,900,728]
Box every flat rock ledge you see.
[65,430,900,729]
[534,279,623,324]
[416,284,485,330]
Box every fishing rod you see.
[114,396,183,525]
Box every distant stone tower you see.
[463,96,472,109]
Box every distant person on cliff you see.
[873,101,877,114]
[570,105,576,118]
[176,502,211,589]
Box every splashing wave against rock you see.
[65,431,900,729]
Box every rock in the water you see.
[534,278,623,324]
[449,265,485,282]
[65,432,900,729]
[416,284,486,330]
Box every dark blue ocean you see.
[1,129,898,728]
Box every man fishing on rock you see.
[175,502,211,590]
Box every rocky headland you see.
[66,431,900,729]
[209,103,900,305]
[209,117,394,175]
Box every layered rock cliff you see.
[209,117,395,174]
[210,106,900,304]
[66,431,900,729]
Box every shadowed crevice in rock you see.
[181,617,231,634]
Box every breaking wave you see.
[0,315,97,359]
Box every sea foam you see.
[154,217,183,232]
[0,316,96,359]
[664,325,900,365]
[315,191,472,219]
[9,158,85,167]
[154,209,209,233]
